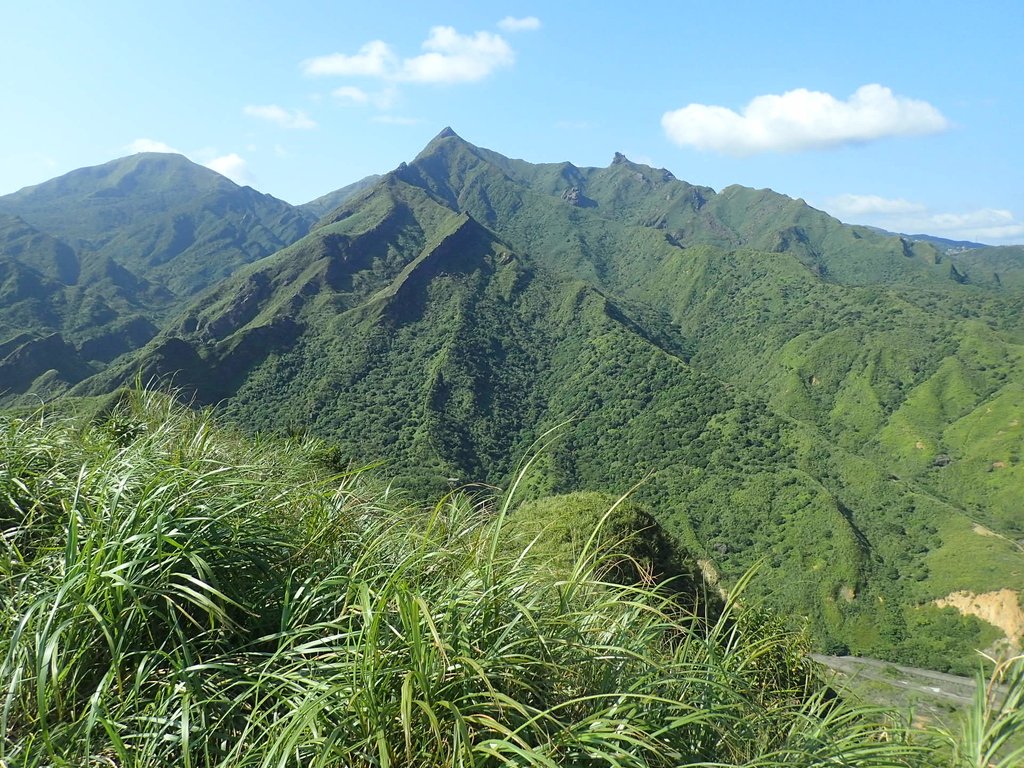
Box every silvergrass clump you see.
[932,654,1024,768]
[0,390,1002,766]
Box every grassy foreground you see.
[1,390,1021,767]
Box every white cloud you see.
[332,85,370,104]
[303,25,514,86]
[662,84,949,155]
[929,214,1024,242]
[960,223,1024,241]
[204,153,254,186]
[823,194,1023,243]
[498,16,541,32]
[827,194,927,216]
[127,138,181,154]
[124,140,256,187]
[303,40,396,77]
[924,209,1024,241]
[400,26,513,83]
[243,104,316,130]
[332,85,397,109]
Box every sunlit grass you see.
[0,389,1012,766]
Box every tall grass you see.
[0,390,1007,766]
[936,654,1024,768]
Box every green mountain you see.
[66,129,1023,671]
[0,153,314,396]
[0,152,313,295]
[865,227,988,255]
[9,390,1022,766]
[0,211,162,396]
[299,173,382,219]
[949,245,1024,288]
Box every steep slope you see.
[299,174,382,219]
[950,245,1024,288]
[396,130,1024,551]
[0,152,313,296]
[0,154,314,399]
[75,133,1023,670]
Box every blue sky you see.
[3,0,1022,242]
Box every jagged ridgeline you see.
[4,129,1023,670]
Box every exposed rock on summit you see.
[560,186,596,208]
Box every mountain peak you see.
[129,150,188,160]
[412,127,480,167]
[0,152,232,207]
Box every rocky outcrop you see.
[560,186,596,208]
[935,589,1024,647]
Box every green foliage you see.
[887,607,1003,676]
[0,153,313,399]
[937,655,1024,767]
[508,491,704,597]
[0,391,949,767]
[6,129,1024,675]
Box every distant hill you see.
[55,128,1023,672]
[903,233,987,253]
[949,244,1024,288]
[864,226,988,254]
[0,152,313,295]
[299,174,382,220]
[0,153,315,395]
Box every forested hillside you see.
[0,153,313,394]
[2,390,1022,766]
[3,130,1022,671]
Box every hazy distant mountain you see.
[67,129,1023,671]
[903,233,987,253]
[0,152,314,295]
[299,174,382,220]
[864,226,987,255]
[0,153,315,395]
[948,244,1024,288]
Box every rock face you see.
[935,589,1024,648]
[560,186,596,208]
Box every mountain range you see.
[1,128,1022,671]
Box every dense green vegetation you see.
[299,173,383,219]
[3,391,1023,766]
[2,130,1022,674]
[0,153,313,393]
